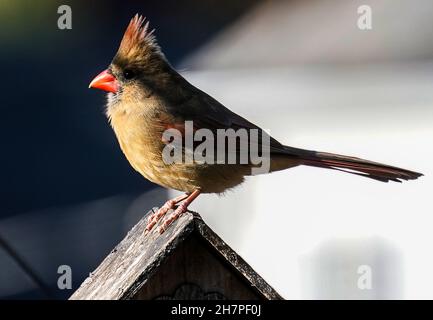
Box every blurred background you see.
[0,0,432,299]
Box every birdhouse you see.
[70,209,282,300]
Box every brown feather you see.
[114,14,162,69]
[297,151,423,183]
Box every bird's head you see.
[89,15,168,104]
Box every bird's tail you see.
[283,146,423,183]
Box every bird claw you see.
[158,203,188,234]
[143,190,200,234]
[144,200,176,232]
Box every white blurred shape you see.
[173,65,433,299]
[182,0,433,69]
[300,237,403,299]
[172,0,433,300]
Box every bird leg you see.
[158,189,201,234]
[145,193,189,232]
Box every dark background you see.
[0,0,259,219]
[0,0,259,299]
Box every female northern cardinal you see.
[89,15,422,233]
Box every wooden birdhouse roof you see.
[70,209,282,300]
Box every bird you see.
[89,15,423,234]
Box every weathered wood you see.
[134,232,261,300]
[193,218,282,300]
[70,209,282,300]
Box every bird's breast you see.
[107,104,250,194]
[107,106,198,192]
[109,108,164,175]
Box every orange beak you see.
[89,69,119,93]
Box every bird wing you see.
[166,85,288,156]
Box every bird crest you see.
[116,14,161,63]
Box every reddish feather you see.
[299,153,422,183]
[117,14,157,57]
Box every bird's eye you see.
[123,69,135,80]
